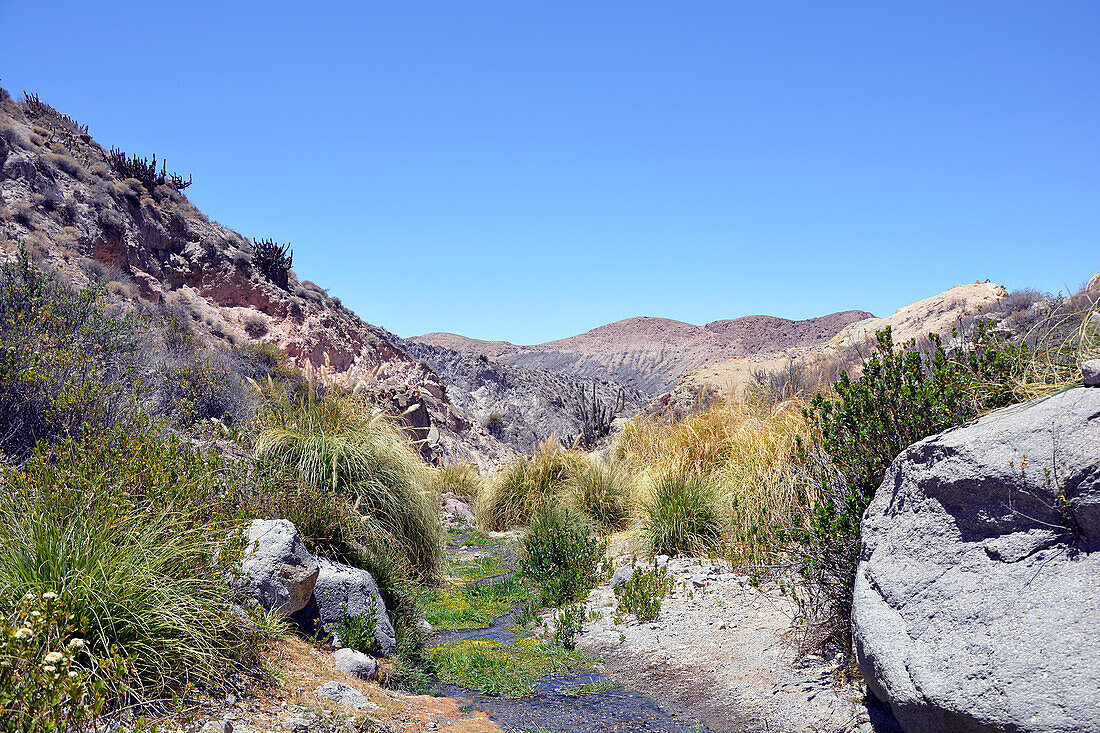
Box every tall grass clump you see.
[638,468,725,557]
[252,374,443,581]
[0,424,247,695]
[563,460,635,532]
[618,396,811,563]
[479,438,587,531]
[435,461,483,504]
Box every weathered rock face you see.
[236,520,320,617]
[853,388,1100,733]
[0,90,515,470]
[401,339,649,452]
[294,557,397,657]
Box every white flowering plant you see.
[0,592,120,732]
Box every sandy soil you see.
[577,555,891,733]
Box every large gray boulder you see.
[236,520,319,617]
[294,558,397,657]
[853,388,1100,733]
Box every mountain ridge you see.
[412,310,875,394]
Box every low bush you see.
[519,508,607,607]
[553,603,586,650]
[333,604,381,656]
[613,560,674,623]
[793,325,1026,656]
[0,249,142,460]
[0,592,120,732]
[563,460,634,532]
[638,468,725,557]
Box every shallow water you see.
[428,534,708,733]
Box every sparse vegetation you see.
[613,560,674,623]
[479,439,588,531]
[428,635,595,698]
[562,460,634,532]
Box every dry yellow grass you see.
[616,396,815,564]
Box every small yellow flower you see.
[68,638,86,649]
[42,665,57,674]
[42,591,58,601]
[14,627,33,640]
[68,671,79,679]
[44,651,64,664]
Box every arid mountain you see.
[413,310,874,395]
[0,89,514,469]
[400,339,649,453]
[651,281,1009,414]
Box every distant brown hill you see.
[412,310,875,394]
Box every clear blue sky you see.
[2,2,1097,343]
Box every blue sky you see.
[1,2,1097,343]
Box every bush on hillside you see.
[793,325,1025,656]
[519,508,607,607]
[0,249,142,459]
[252,376,444,581]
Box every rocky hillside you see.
[0,89,514,469]
[413,310,874,395]
[652,281,1009,414]
[400,339,649,453]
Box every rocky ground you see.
[577,545,900,733]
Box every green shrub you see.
[0,592,121,732]
[553,603,585,650]
[794,325,1024,656]
[0,249,142,460]
[613,560,674,623]
[333,604,380,656]
[563,461,634,532]
[253,376,443,581]
[639,469,725,557]
[519,509,607,607]
[0,426,247,694]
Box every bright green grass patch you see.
[450,554,511,581]
[428,636,596,697]
[421,575,534,631]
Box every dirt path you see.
[577,555,890,733]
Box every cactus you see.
[252,238,293,289]
[107,148,191,191]
[563,382,626,449]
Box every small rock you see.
[612,566,634,587]
[201,722,233,733]
[1083,359,1100,387]
[717,620,728,630]
[315,681,377,711]
[691,577,707,588]
[418,618,434,633]
[655,554,670,568]
[334,647,378,680]
[440,492,475,523]
[225,693,237,707]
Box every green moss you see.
[421,575,534,631]
[428,635,596,697]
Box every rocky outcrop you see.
[333,648,378,681]
[0,90,513,470]
[235,520,319,617]
[295,558,397,657]
[401,339,649,452]
[853,388,1100,733]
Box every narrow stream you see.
[426,532,709,733]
